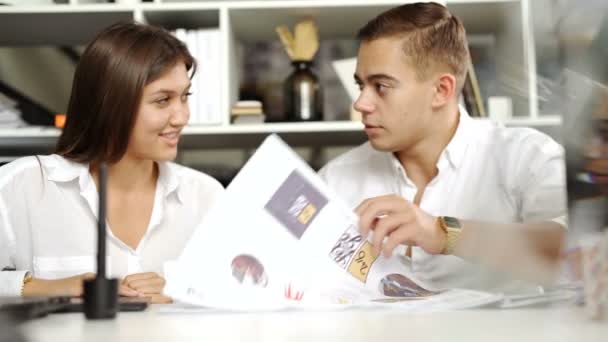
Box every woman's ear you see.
[431,73,457,109]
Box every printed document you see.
[164,135,501,311]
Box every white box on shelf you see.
[332,57,361,122]
[488,96,513,123]
[332,57,358,103]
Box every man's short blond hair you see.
[357,2,470,92]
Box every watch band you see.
[438,216,461,255]
[443,227,460,255]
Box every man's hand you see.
[356,195,446,257]
[122,272,172,304]
[22,272,95,297]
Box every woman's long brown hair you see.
[55,22,195,165]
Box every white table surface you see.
[18,304,608,342]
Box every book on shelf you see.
[231,100,263,114]
[230,100,266,124]
[173,28,222,126]
[231,114,266,125]
[231,107,263,115]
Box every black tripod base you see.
[83,277,118,319]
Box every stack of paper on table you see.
[164,135,502,311]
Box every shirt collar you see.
[45,155,184,203]
[157,161,184,204]
[444,105,474,170]
[44,154,85,183]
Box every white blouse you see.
[0,154,224,296]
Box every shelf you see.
[0,0,548,151]
[183,121,362,134]
[0,127,60,155]
[0,0,524,44]
[0,122,367,153]
[0,116,563,154]
[227,1,411,41]
[161,0,418,8]
[501,115,562,126]
[141,7,219,30]
[448,1,521,35]
[181,121,366,148]
[0,5,134,46]
[447,0,520,3]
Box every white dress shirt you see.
[0,154,224,296]
[319,108,567,291]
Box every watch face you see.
[443,216,462,229]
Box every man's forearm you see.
[452,220,566,283]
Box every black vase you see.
[283,60,323,121]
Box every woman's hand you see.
[122,272,172,304]
[22,272,95,297]
[21,272,159,300]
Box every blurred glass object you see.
[558,69,608,320]
[561,70,608,223]
[541,0,608,320]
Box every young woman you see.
[0,22,224,303]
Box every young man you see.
[320,2,566,290]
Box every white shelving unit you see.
[0,122,367,154]
[0,0,558,154]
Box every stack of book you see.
[230,100,265,124]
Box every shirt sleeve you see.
[0,270,28,297]
[0,193,27,296]
[516,132,568,225]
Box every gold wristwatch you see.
[438,216,462,255]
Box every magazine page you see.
[164,134,500,310]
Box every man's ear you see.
[431,73,456,109]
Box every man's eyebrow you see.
[367,73,399,83]
[354,73,399,84]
